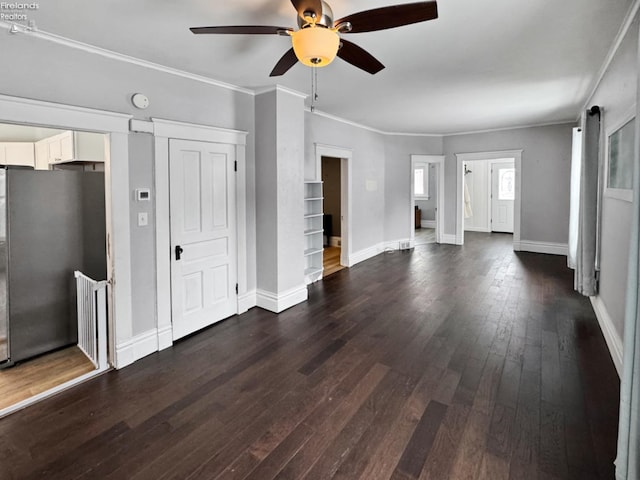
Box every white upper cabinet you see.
[36,131,105,165]
[0,142,35,167]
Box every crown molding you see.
[445,120,577,137]
[305,107,443,137]
[0,21,255,96]
[254,85,308,99]
[579,0,640,117]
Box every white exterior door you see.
[169,139,237,340]
[491,162,515,233]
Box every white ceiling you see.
[18,0,635,134]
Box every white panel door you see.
[169,139,237,340]
[491,162,515,233]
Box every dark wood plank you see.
[0,232,620,480]
[393,400,448,479]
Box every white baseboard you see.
[590,296,623,377]
[115,329,159,369]
[256,285,308,313]
[384,238,413,251]
[465,226,491,233]
[516,240,568,256]
[157,325,173,351]
[329,236,342,247]
[238,289,257,314]
[441,234,458,245]
[348,243,384,267]
[421,220,436,229]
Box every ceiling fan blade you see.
[270,48,299,77]
[190,25,292,35]
[290,0,324,20]
[337,39,385,75]
[335,1,438,33]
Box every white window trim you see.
[604,108,635,203]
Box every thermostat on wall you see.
[136,188,151,201]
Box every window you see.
[606,117,635,200]
[414,162,429,198]
[498,168,515,200]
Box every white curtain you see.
[615,105,640,480]
[575,107,600,296]
[568,127,583,269]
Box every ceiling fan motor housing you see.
[297,0,334,28]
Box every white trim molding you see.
[115,329,159,369]
[421,220,437,229]
[157,325,173,351]
[152,118,249,352]
[0,94,132,371]
[314,144,353,269]
[254,85,308,99]
[238,290,257,314]
[0,367,109,419]
[411,155,445,245]
[515,241,568,256]
[0,22,255,96]
[579,0,640,116]
[455,150,523,249]
[256,286,308,313]
[590,296,623,377]
[349,243,384,267]
[441,234,458,245]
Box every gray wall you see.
[0,35,256,337]
[384,136,443,242]
[255,92,278,294]
[443,123,574,244]
[256,89,305,296]
[305,113,387,253]
[588,15,639,339]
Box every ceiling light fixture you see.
[289,25,340,67]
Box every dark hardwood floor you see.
[0,232,620,479]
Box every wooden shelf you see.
[304,229,324,236]
[304,248,323,257]
[305,197,324,201]
[304,213,323,219]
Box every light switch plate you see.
[138,212,148,226]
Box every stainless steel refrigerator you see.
[0,166,106,367]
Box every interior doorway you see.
[461,158,516,234]
[410,155,445,246]
[0,121,111,416]
[314,144,352,276]
[455,150,523,246]
[321,156,344,276]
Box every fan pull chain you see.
[310,68,319,112]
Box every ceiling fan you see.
[190,0,438,77]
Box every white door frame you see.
[489,159,516,233]
[152,118,248,350]
[0,94,132,371]
[455,150,523,248]
[410,154,445,245]
[314,144,352,267]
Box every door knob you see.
[175,245,184,260]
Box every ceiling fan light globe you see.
[291,26,339,67]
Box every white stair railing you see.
[74,271,108,369]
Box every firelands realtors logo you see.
[0,2,39,22]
